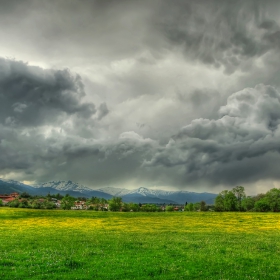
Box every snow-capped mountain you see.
[34,180,93,193]
[0,179,40,195]
[0,178,28,187]
[96,187,131,196]
[97,187,217,204]
[97,187,174,197]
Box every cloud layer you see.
[1,0,280,192]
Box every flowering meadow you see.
[1,208,280,279]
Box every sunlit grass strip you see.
[1,209,280,233]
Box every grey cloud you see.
[259,19,278,30]
[145,84,280,184]
[0,0,158,65]
[97,102,109,120]
[57,132,157,186]
[0,58,96,127]
[1,0,280,73]
[0,127,158,186]
[156,0,280,73]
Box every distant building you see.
[0,192,20,205]
[71,201,88,210]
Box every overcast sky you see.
[1,0,280,193]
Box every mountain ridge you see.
[0,179,217,204]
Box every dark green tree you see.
[109,197,122,211]
[241,196,255,211]
[128,203,140,212]
[185,202,194,211]
[166,205,174,212]
[61,195,76,210]
[214,194,225,211]
[253,193,266,202]
[100,198,108,211]
[233,186,246,211]
[266,188,280,212]
[77,197,87,201]
[20,192,31,199]
[200,201,207,211]
[193,202,201,211]
[254,198,270,212]
[43,201,56,209]
[9,199,20,208]
[31,201,41,209]
[18,199,29,208]
[90,197,100,204]
[55,193,64,199]
[122,203,130,212]
[224,191,237,211]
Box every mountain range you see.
[0,179,217,204]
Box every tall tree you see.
[200,201,207,211]
[214,194,225,212]
[109,197,122,211]
[61,195,76,210]
[232,186,246,211]
[185,202,194,211]
[20,192,31,199]
[266,188,280,212]
[224,191,237,211]
[100,198,108,210]
[241,196,255,211]
[254,198,270,212]
[90,196,100,204]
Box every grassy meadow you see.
[1,208,280,279]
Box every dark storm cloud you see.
[0,58,99,178]
[156,0,280,73]
[0,58,96,127]
[0,127,157,186]
[145,84,280,184]
[1,0,280,70]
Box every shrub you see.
[166,206,174,212]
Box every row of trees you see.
[214,186,280,212]
[184,201,210,212]
[108,197,184,212]
[3,198,56,209]
[0,193,185,212]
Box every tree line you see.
[214,186,280,212]
[2,186,280,212]
[0,193,183,211]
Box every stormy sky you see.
[1,0,280,193]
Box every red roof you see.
[0,192,19,199]
[3,197,15,202]
[0,195,11,199]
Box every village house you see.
[55,200,61,208]
[0,192,19,205]
[71,201,88,210]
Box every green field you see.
[1,208,280,279]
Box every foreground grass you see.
[1,208,280,279]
